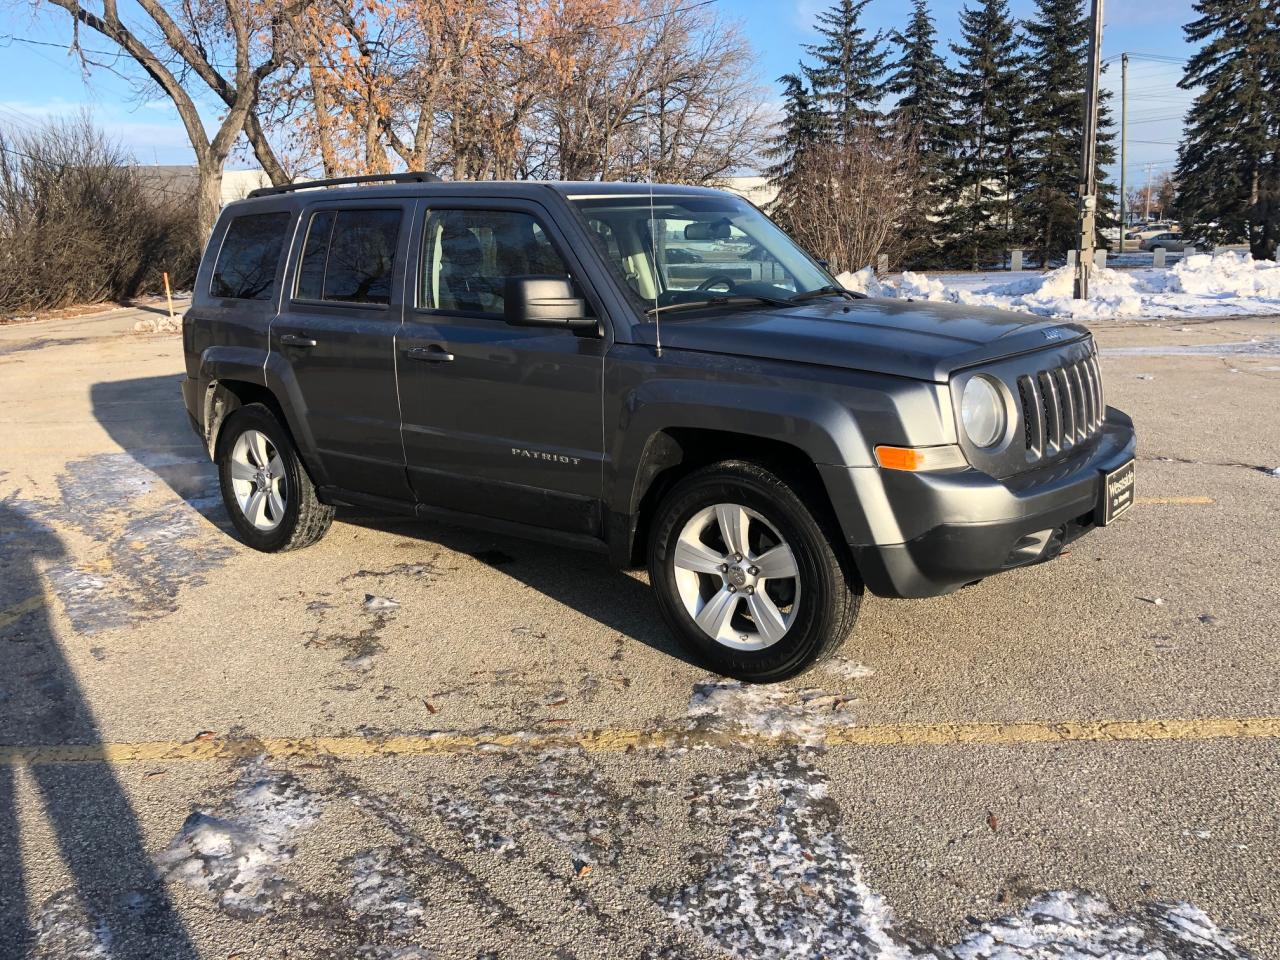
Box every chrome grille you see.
[1016,351,1104,462]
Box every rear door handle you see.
[279,334,317,347]
[406,345,455,363]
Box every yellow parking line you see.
[1135,496,1215,505]
[0,595,43,630]
[3,715,1278,766]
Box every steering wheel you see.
[696,274,738,293]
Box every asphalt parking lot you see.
[1,303,1278,959]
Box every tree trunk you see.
[195,161,223,242]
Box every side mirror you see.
[504,276,594,329]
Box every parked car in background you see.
[664,248,704,264]
[1140,232,1195,253]
[1125,222,1180,242]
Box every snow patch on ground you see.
[823,658,875,681]
[33,892,112,959]
[688,680,858,745]
[663,756,1251,960]
[838,252,1280,320]
[346,849,431,958]
[158,761,322,915]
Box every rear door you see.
[397,199,608,536]
[271,201,413,498]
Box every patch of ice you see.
[158,761,322,915]
[664,757,1250,960]
[839,251,1280,320]
[688,680,858,746]
[34,891,112,959]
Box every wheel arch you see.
[612,426,851,570]
[200,374,329,489]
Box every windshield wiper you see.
[789,284,861,303]
[645,294,795,317]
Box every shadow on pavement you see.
[0,500,197,958]
[90,375,694,668]
[340,513,700,669]
[90,376,222,516]
[92,371,691,670]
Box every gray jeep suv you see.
[182,174,1136,682]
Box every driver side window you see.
[420,208,578,317]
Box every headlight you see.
[961,376,1005,447]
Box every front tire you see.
[647,461,862,683]
[216,403,334,552]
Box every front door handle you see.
[405,345,455,363]
[279,334,317,347]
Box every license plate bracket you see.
[1100,459,1136,525]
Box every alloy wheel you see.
[229,429,287,532]
[671,502,800,650]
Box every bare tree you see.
[30,0,301,237]
[773,122,921,273]
[254,0,767,184]
[524,0,766,182]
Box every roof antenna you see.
[645,65,662,358]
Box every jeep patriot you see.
[182,174,1137,682]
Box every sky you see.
[0,0,1197,193]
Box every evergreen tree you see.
[887,0,955,264]
[765,72,826,188]
[1175,0,1280,260]
[942,0,1025,269]
[1019,0,1117,264]
[802,0,890,142]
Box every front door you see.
[271,201,413,498]
[397,200,608,536]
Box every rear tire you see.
[647,461,861,683]
[216,403,334,552]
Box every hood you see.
[639,297,1090,382]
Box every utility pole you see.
[1074,0,1105,299]
[1143,162,1154,221]
[1119,53,1128,250]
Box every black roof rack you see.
[247,171,444,199]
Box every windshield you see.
[568,193,836,313]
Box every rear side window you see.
[211,212,290,300]
[295,208,401,305]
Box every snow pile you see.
[1167,253,1280,298]
[688,680,859,746]
[159,762,322,914]
[664,756,1251,960]
[837,251,1280,320]
[132,315,181,334]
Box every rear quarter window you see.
[211,211,291,300]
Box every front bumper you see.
[831,407,1137,598]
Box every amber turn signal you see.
[874,444,968,472]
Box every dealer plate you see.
[1101,459,1136,525]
